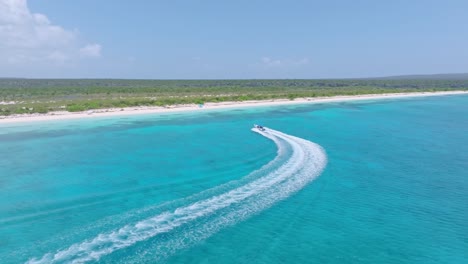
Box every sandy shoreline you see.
[1,91,466,124]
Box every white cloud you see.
[47,50,68,63]
[80,44,102,58]
[250,56,311,78]
[261,57,282,67]
[0,0,101,67]
[260,56,309,68]
[296,58,310,65]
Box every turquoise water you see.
[1,95,467,263]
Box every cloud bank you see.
[0,0,101,68]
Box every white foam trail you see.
[27,127,327,264]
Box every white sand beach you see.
[0,91,466,124]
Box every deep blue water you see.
[1,95,467,263]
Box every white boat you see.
[254,124,266,131]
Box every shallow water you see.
[1,95,467,263]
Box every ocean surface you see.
[0,95,467,264]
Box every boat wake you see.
[27,127,327,264]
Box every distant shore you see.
[1,91,466,124]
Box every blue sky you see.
[1,0,468,79]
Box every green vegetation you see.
[0,79,467,116]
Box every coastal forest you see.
[0,78,467,115]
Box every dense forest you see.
[0,79,467,115]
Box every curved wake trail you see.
[27,127,327,264]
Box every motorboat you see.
[254,124,266,131]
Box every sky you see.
[1,0,468,79]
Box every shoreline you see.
[1,91,467,124]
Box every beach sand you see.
[0,91,466,124]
